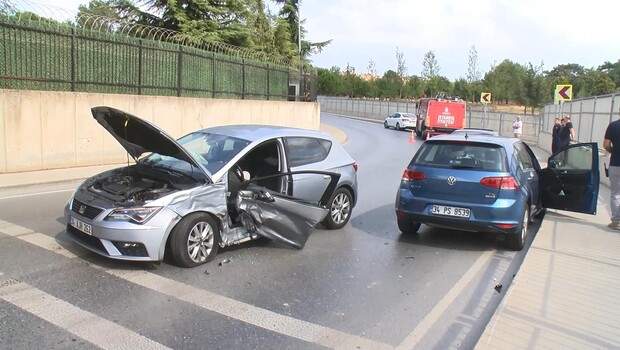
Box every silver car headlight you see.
[105,207,162,224]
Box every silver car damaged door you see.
[236,171,340,248]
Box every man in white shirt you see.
[512,116,523,138]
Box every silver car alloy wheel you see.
[187,221,214,263]
[331,192,351,225]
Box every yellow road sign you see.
[554,84,572,103]
[480,92,492,104]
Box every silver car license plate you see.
[70,216,93,235]
[431,205,470,218]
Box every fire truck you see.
[415,96,466,139]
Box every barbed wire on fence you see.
[0,0,293,67]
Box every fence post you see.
[577,101,583,140]
[499,113,504,136]
[266,64,270,100]
[70,27,76,92]
[137,39,143,95]
[589,97,597,143]
[241,59,246,99]
[211,53,216,98]
[176,45,183,97]
[610,93,616,124]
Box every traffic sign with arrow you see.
[554,84,572,103]
[480,92,492,104]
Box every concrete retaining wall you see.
[0,89,320,174]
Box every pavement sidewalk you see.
[476,177,620,348]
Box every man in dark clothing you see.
[558,115,575,149]
[604,107,620,230]
[551,117,561,154]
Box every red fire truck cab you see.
[415,97,466,139]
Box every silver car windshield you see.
[140,132,251,175]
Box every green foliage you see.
[598,60,620,87]
[580,69,616,96]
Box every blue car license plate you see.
[431,205,470,218]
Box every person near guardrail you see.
[558,115,575,149]
[604,109,620,230]
[512,116,523,138]
[552,117,562,154]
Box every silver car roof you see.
[200,124,334,143]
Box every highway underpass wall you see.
[0,89,320,174]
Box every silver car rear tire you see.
[323,187,353,230]
[169,213,220,267]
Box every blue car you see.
[395,133,599,250]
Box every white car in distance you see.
[384,112,416,130]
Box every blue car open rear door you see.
[540,143,600,214]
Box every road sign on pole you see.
[480,92,492,104]
[554,84,572,103]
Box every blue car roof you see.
[428,133,518,149]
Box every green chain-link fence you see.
[0,17,306,100]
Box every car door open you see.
[236,171,340,248]
[540,143,600,214]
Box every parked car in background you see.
[415,97,466,139]
[384,112,417,130]
[395,132,599,250]
[65,106,358,267]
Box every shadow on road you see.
[351,204,543,252]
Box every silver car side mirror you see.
[242,171,251,182]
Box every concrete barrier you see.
[0,89,320,174]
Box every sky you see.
[22,0,620,80]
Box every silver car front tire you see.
[169,213,220,267]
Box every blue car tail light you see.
[480,176,519,191]
[402,169,426,181]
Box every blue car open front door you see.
[540,143,600,215]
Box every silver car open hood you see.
[91,106,211,181]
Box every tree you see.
[580,69,616,96]
[425,75,452,97]
[421,51,440,79]
[274,0,331,62]
[465,45,481,102]
[466,46,480,83]
[376,70,402,98]
[367,59,377,79]
[544,63,585,100]
[249,0,274,53]
[520,63,545,113]
[395,47,407,98]
[453,78,468,100]
[484,59,525,104]
[598,60,620,87]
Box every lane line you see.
[0,279,171,350]
[0,223,393,350]
[0,188,74,201]
[395,250,495,350]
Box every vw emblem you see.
[447,176,457,186]
[78,205,86,215]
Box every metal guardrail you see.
[318,96,541,142]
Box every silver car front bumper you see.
[64,204,180,261]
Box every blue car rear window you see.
[412,141,507,171]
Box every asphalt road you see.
[0,113,539,350]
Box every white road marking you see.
[0,223,393,350]
[395,250,495,350]
[0,280,171,350]
[0,188,74,201]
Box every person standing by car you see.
[604,107,620,230]
[512,116,523,138]
[558,115,575,150]
[552,117,562,154]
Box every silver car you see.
[65,106,358,267]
